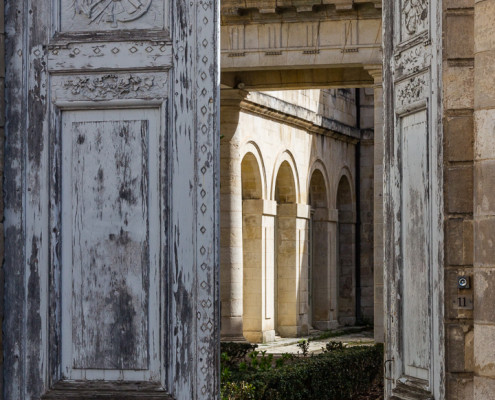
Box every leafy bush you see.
[221,342,258,367]
[221,381,257,400]
[223,344,383,400]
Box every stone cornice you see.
[221,1,381,21]
[239,93,361,144]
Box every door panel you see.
[383,0,444,399]
[401,109,430,381]
[4,0,219,398]
[61,109,161,380]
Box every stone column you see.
[338,213,356,326]
[296,204,311,336]
[262,201,277,343]
[242,199,263,343]
[312,208,339,330]
[220,90,246,340]
[474,2,495,396]
[242,199,277,343]
[366,66,384,343]
[276,203,298,337]
[358,89,376,324]
[276,203,310,337]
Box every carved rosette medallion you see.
[75,0,152,27]
[402,0,428,36]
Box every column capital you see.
[221,88,249,108]
[364,64,383,86]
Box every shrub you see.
[221,342,258,367]
[221,381,257,400]
[225,344,383,400]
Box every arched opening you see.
[241,153,264,342]
[274,161,298,337]
[336,175,356,325]
[275,161,297,204]
[308,169,331,330]
[242,153,263,200]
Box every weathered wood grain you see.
[70,119,150,371]
[383,0,445,398]
[4,0,27,397]
[4,0,220,397]
[401,110,430,381]
[169,0,220,398]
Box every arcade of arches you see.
[220,88,376,343]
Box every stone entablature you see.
[220,3,382,83]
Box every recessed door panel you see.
[61,108,161,381]
[401,110,430,381]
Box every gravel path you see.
[255,327,375,355]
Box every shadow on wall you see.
[220,87,374,343]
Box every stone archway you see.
[241,152,273,343]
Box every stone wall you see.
[443,0,475,398]
[443,2,495,398]
[473,1,495,398]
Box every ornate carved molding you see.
[394,44,431,79]
[64,74,154,97]
[396,74,429,109]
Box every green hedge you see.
[224,344,383,400]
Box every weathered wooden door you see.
[383,0,444,399]
[4,1,219,399]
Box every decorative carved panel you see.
[400,0,429,42]
[52,72,169,101]
[59,0,168,32]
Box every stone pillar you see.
[262,201,277,343]
[220,90,246,340]
[242,199,263,343]
[276,203,298,337]
[338,215,356,326]
[366,66,384,342]
[359,133,375,323]
[242,199,277,343]
[312,208,339,330]
[474,2,495,396]
[276,203,310,337]
[328,209,339,327]
[296,204,311,336]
